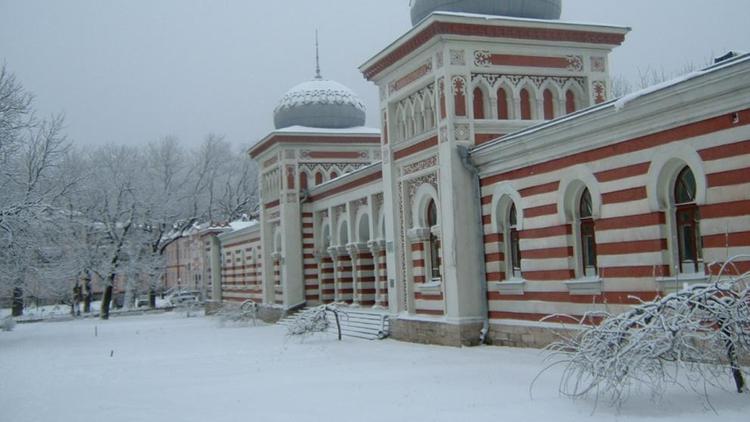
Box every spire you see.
[314,30,322,80]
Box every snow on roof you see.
[229,220,258,231]
[614,52,750,111]
[274,79,365,112]
[426,11,630,31]
[273,125,380,135]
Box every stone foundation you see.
[487,321,578,349]
[390,318,485,347]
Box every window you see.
[507,203,522,279]
[473,87,485,119]
[543,89,555,120]
[520,88,532,120]
[497,88,509,120]
[427,199,441,280]
[578,188,598,277]
[674,167,702,273]
[315,171,324,186]
[565,90,576,115]
[299,172,308,190]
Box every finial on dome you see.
[315,30,322,80]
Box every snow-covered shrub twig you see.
[216,300,258,327]
[538,255,750,406]
[286,305,345,340]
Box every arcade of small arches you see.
[470,74,587,121]
[311,197,389,308]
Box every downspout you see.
[458,145,490,345]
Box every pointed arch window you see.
[508,203,522,279]
[520,88,532,120]
[674,167,702,273]
[565,90,577,115]
[315,171,324,186]
[473,87,485,119]
[427,199,441,280]
[497,87,509,120]
[579,188,598,277]
[299,172,308,191]
[543,89,555,120]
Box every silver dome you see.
[410,0,562,25]
[273,79,366,129]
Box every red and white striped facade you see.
[202,11,750,347]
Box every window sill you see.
[415,280,442,294]
[565,278,602,295]
[488,280,526,296]
[656,272,709,293]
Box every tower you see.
[360,0,628,343]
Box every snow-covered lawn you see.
[0,313,747,422]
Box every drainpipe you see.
[457,145,490,344]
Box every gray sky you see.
[1,0,749,149]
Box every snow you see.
[1,313,747,422]
[275,79,366,112]
[228,219,258,231]
[274,125,381,135]
[428,11,630,31]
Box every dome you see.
[273,78,367,129]
[410,0,562,26]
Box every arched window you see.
[543,89,555,120]
[330,171,338,180]
[507,203,522,279]
[426,199,441,280]
[299,172,308,191]
[520,88,532,120]
[315,171,324,186]
[565,90,576,115]
[497,87,509,120]
[578,188,597,277]
[674,167,701,273]
[473,87,485,119]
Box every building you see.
[206,0,750,347]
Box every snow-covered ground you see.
[0,299,172,321]
[0,313,747,422]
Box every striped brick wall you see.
[319,256,335,303]
[353,250,376,306]
[335,254,354,303]
[221,239,262,304]
[375,249,389,307]
[479,108,750,323]
[301,212,319,304]
[411,240,445,316]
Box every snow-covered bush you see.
[1,316,16,332]
[540,256,750,406]
[286,304,344,340]
[216,300,259,327]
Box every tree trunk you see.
[83,273,92,313]
[722,324,746,393]
[11,286,24,317]
[149,288,156,309]
[100,285,113,320]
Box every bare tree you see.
[539,256,749,407]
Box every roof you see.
[360,11,629,81]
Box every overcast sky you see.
[1,0,749,149]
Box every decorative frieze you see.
[389,61,433,94]
[471,73,586,90]
[473,51,584,72]
[591,56,606,72]
[449,49,465,66]
[402,155,438,176]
